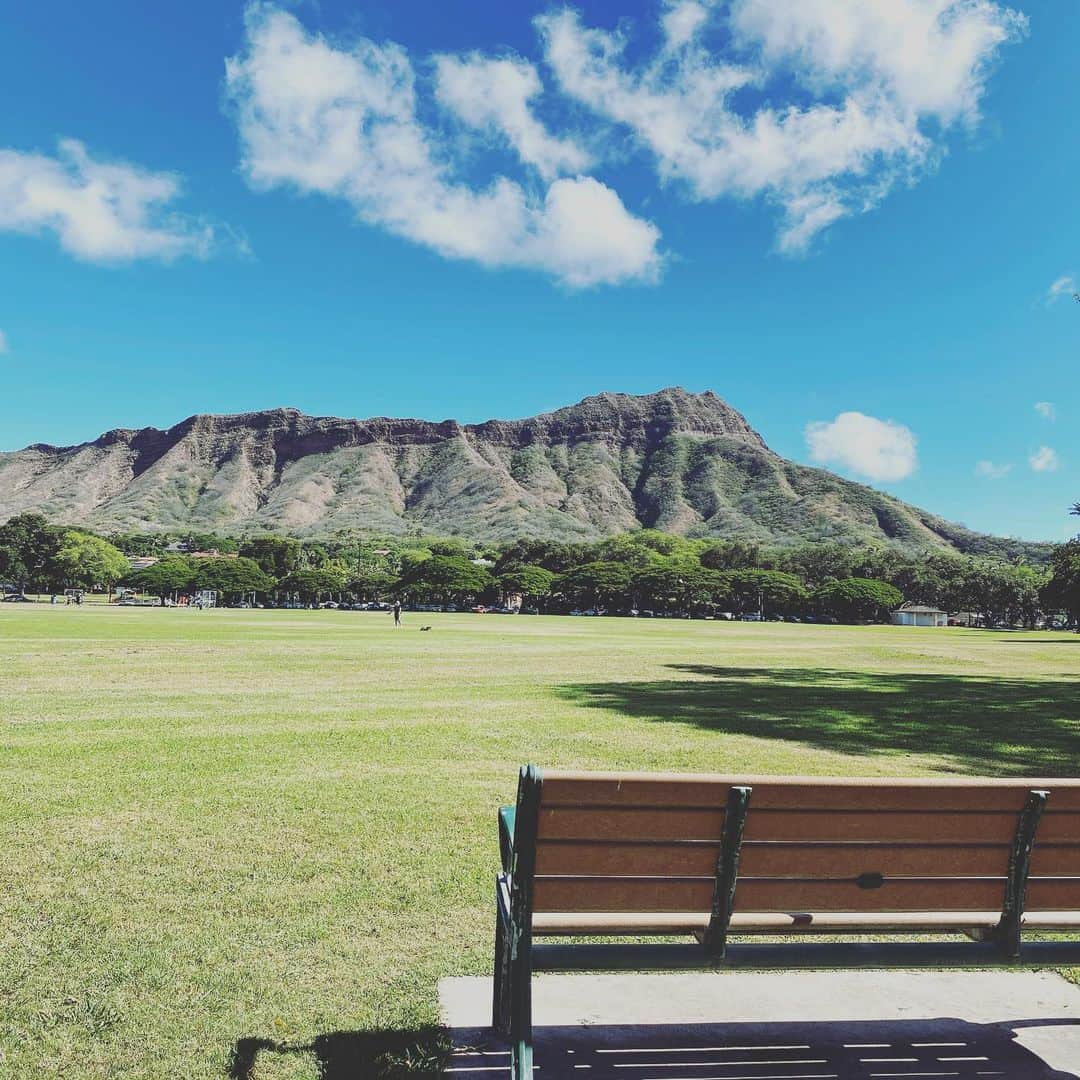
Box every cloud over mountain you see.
[806,411,918,482]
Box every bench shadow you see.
[228,1026,449,1079]
[450,1018,1080,1078]
[559,666,1080,776]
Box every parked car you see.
[3,593,32,603]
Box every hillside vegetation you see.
[0,388,1050,560]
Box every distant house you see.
[890,603,948,628]
[126,555,160,571]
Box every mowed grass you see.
[2,607,1079,1079]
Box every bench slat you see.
[532,875,1071,913]
[1033,844,1080,875]
[538,807,1080,844]
[541,773,1080,812]
[535,839,1080,878]
[531,909,1080,934]
[539,807,725,841]
[534,874,1080,914]
[536,840,1017,877]
[1028,878,1080,910]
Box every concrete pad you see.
[441,971,1080,1078]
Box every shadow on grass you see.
[228,1027,450,1079]
[560,666,1080,775]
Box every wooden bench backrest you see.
[532,772,1080,915]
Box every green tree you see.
[347,567,398,602]
[1042,540,1080,627]
[239,536,301,578]
[724,569,808,617]
[122,557,197,602]
[398,555,494,605]
[494,539,581,574]
[190,557,275,601]
[775,544,856,587]
[0,513,63,591]
[498,566,556,609]
[555,561,633,610]
[633,558,715,614]
[51,532,129,591]
[699,541,763,571]
[814,577,902,623]
[280,565,348,602]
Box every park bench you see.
[493,766,1080,1079]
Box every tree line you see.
[2,512,1078,627]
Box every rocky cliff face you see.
[0,388,1040,555]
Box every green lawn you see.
[2,606,1078,1079]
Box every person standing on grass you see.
[393,599,402,627]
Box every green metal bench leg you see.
[493,882,509,1034]
[505,766,542,1078]
[508,942,533,1080]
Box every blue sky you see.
[0,0,1077,541]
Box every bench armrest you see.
[499,805,516,873]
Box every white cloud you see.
[1047,274,1076,304]
[1029,446,1059,473]
[434,54,590,180]
[806,411,918,482]
[1034,401,1056,421]
[538,0,1025,252]
[0,138,215,262]
[0,329,7,353]
[975,459,1011,480]
[224,7,661,287]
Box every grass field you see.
[2,606,1079,1079]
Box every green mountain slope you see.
[0,388,1048,557]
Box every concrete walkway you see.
[440,971,1080,1078]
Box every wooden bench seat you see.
[492,766,1080,1079]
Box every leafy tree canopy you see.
[52,531,129,589]
[814,577,903,623]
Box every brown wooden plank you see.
[538,806,1080,845]
[1027,879,1080,911]
[739,842,1010,878]
[536,840,1018,878]
[734,878,1007,912]
[533,875,1020,913]
[541,773,1080,812]
[1032,845,1080,875]
[538,806,724,842]
[536,841,719,877]
[1037,815,1080,843]
[743,810,1019,843]
[534,875,712,913]
[531,911,1015,935]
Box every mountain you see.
[0,388,1047,557]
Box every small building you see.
[890,603,948,628]
[126,555,160,571]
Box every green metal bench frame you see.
[492,765,1080,1080]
